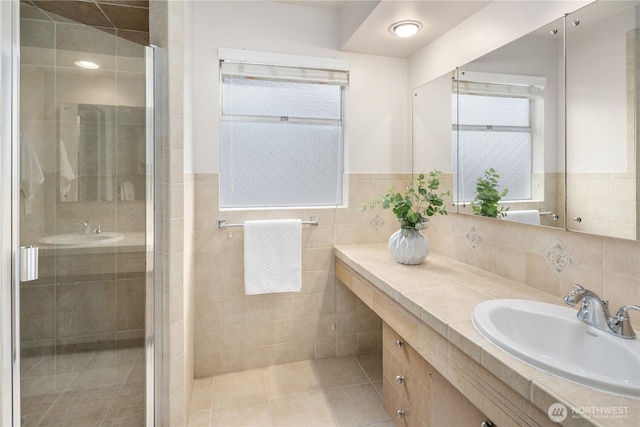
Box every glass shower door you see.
[17,2,151,425]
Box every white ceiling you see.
[278,1,490,58]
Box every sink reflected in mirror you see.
[473,299,640,398]
[38,232,124,247]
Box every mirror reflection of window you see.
[452,72,546,204]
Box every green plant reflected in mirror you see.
[472,168,509,218]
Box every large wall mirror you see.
[413,0,640,241]
[565,1,639,240]
[58,103,146,203]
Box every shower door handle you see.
[19,245,39,282]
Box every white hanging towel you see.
[502,210,540,225]
[20,133,45,214]
[244,219,302,295]
[59,139,76,199]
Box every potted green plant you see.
[472,168,509,218]
[362,171,449,265]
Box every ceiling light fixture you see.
[75,60,99,69]
[389,20,423,38]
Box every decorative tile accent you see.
[543,240,577,274]
[369,215,384,231]
[466,227,482,248]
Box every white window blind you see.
[452,75,543,203]
[220,56,347,209]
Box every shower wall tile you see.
[20,286,56,342]
[21,65,55,122]
[117,278,146,332]
[117,71,146,107]
[56,68,118,106]
[21,250,146,351]
[56,281,117,338]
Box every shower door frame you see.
[0,1,158,424]
[1,0,20,424]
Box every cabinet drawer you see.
[383,376,426,427]
[383,323,431,381]
[384,344,430,424]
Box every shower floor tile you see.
[189,351,391,427]
[20,346,145,427]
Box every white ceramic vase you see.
[388,227,430,265]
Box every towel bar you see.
[217,216,319,229]
[539,211,559,220]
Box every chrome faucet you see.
[76,220,92,235]
[564,284,639,339]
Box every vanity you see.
[334,244,639,427]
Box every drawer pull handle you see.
[395,340,404,348]
[396,410,406,418]
[395,375,405,384]
[481,421,495,427]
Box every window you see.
[452,73,545,203]
[219,53,348,209]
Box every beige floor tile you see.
[211,401,272,427]
[270,391,337,427]
[82,347,143,371]
[26,352,95,378]
[66,366,130,391]
[188,409,211,427]
[21,356,43,377]
[212,368,269,410]
[20,348,146,425]
[190,377,213,412]
[355,351,383,382]
[312,356,369,389]
[372,381,383,399]
[21,373,76,397]
[324,384,390,427]
[265,360,321,398]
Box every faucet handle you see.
[94,222,105,234]
[610,305,640,339]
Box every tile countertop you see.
[334,244,640,427]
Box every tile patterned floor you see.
[20,347,145,426]
[188,352,392,427]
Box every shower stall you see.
[1,1,157,425]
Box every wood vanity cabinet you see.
[383,322,489,427]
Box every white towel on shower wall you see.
[502,210,540,225]
[244,219,302,295]
[59,139,77,201]
[20,133,45,214]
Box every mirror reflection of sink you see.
[38,232,124,247]
[473,299,640,397]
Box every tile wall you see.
[195,166,638,378]
[428,177,640,327]
[565,173,636,240]
[20,246,146,355]
[193,173,411,377]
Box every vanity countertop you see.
[334,244,639,426]
[36,231,146,255]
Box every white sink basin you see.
[39,232,124,247]
[473,299,640,397]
